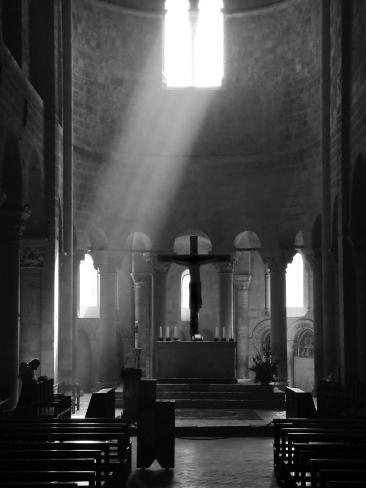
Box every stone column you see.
[131,273,151,378]
[92,251,122,389]
[265,255,289,386]
[0,205,30,408]
[218,261,234,340]
[151,260,170,374]
[306,251,323,386]
[234,274,252,379]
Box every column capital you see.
[304,249,322,271]
[234,274,252,291]
[19,238,48,268]
[148,255,171,275]
[131,272,150,288]
[91,250,123,272]
[216,259,234,274]
[263,252,294,272]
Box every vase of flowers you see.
[249,345,278,386]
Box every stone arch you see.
[233,230,261,250]
[250,318,271,355]
[88,226,108,251]
[173,229,212,254]
[125,232,152,252]
[288,319,314,391]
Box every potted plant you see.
[249,345,278,386]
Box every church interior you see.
[1,0,366,486]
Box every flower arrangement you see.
[249,345,278,385]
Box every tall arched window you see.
[79,254,100,318]
[181,269,190,321]
[286,252,305,316]
[163,0,223,88]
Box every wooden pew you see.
[273,418,366,487]
[326,482,366,487]
[0,471,96,487]
[0,419,132,487]
[318,469,366,488]
[0,484,79,488]
[310,459,366,488]
[296,444,366,487]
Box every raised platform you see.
[155,340,236,381]
[156,382,285,410]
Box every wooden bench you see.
[318,469,366,488]
[0,419,132,487]
[273,418,366,487]
[310,459,366,487]
[0,484,79,488]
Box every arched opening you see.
[173,230,212,255]
[293,326,314,392]
[181,269,190,321]
[163,0,224,88]
[78,254,100,318]
[286,252,305,316]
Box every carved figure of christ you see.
[158,236,231,340]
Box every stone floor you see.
[74,393,283,487]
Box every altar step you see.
[156,383,285,409]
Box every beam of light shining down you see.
[164,0,223,88]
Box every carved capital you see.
[216,259,234,274]
[20,239,48,268]
[263,254,292,273]
[234,274,252,291]
[148,255,171,275]
[131,272,150,288]
[91,250,123,272]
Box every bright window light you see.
[163,0,223,88]
[286,252,304,309]
[181,269,190,321]
[79,253,100,318]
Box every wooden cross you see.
[158,236,231,339]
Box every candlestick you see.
[166,326,171,341]
[214,326,219,341]
[134,321,139,348]
[221,326,226,341]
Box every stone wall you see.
[71,0,322,252]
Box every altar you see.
[155,341,236,381]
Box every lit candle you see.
[222,326,226,340]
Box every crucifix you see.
[158,235,231,340]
